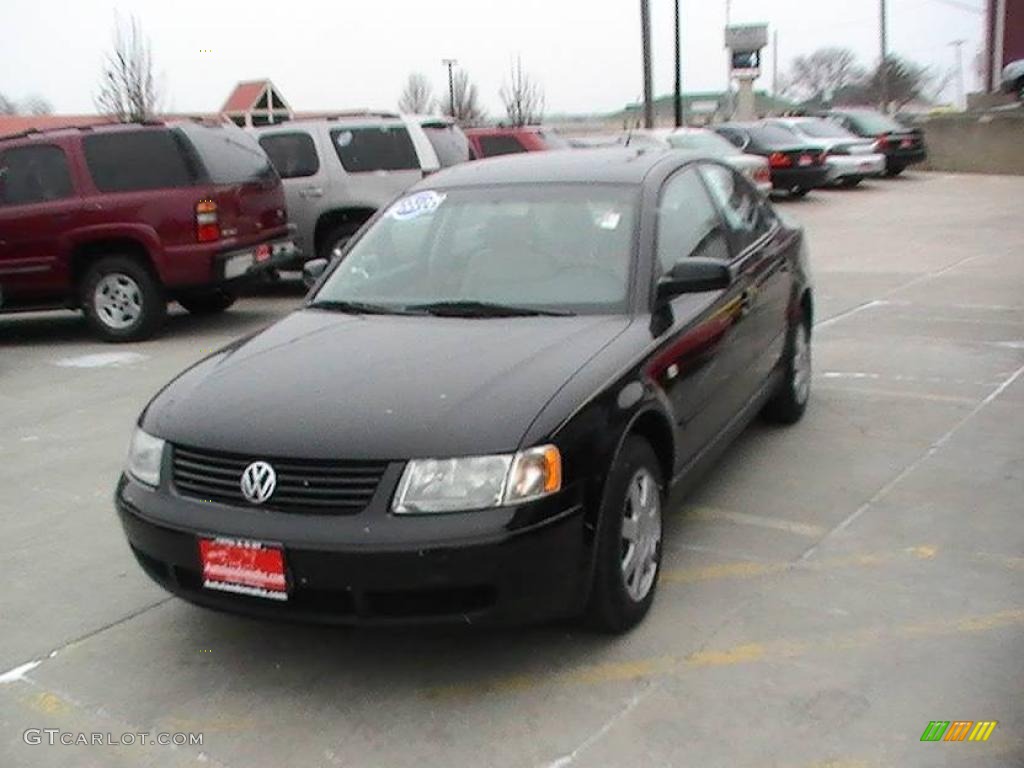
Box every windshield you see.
[845,111,908,134]
[312,184,638,315]
[790,120,854,139]
[666,131,740,156]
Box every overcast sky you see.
[2,0,985,116]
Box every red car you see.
[0,121,296,341]
[465,126,571,158]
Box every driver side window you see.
[698,164,771,254]
[655,167,730,277]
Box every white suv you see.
[253,114,472,263]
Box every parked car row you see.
[0,108,924,342]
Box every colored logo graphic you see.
[921,721,997,742]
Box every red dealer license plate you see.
[199,537,288,601]
[901,139,912,148]
[254,244,271,263]
[798,154,812,166]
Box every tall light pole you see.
[879,0,889,113]
[674,0,683,127]
[950,39,966,110]
[640,0,654,128]
[772,30,779,101]
[442,58,457,119]
[724,0,733,119]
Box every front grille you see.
[172,445,388,514]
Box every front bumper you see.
[115,475,590,626]
[825,153,886,181]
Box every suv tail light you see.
[768,152,792,168]
[195,200,220,243]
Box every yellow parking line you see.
[661,545,937,585]
[429,608,1024,698]
[682,505,826,538]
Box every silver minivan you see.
[253,114,472,263]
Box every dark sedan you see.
[116,149,814,632]
[713,122,830,198]
[822,109,927,176]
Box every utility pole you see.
[879,0,889,113]
[442,58,457,119]
[641,0,654,128]
[772,30,779,102]
[724,0,733,118]
[673,0,683,127]
[950,39,966,110]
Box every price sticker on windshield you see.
[389,190,446,221]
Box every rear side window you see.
[258,132,320,178]
[175,124,276,184]
[477,135,527,157]
[83,130,196,192]
[420,123,471,167]
[330,125,419,173]
[0,145,74,206]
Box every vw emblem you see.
[240,461,276,505]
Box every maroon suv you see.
[0,121,296,341]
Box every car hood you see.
[142,309,630,460]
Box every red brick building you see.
[986,0,1024,90]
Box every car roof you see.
[420,147,691,188]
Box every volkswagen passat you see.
[116,149,813,632]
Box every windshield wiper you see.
[406,300,575,317]
[307,300,416,315]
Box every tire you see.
[790,187,810,198]
[885,164,905,177]
[586,436,665,633]
[763,315,811,424]
[839,176,863,188]
[80,256,166,342]
[318,223,360,262]
[177,289,236,316]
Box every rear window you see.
[844,112,909,135]
[0,144,74,206]
[175,123,276,184]
[747,124,805,147]
[330,125,419,173]
[537,130,570,149]
[258,132,320,178]
[420,122,471,167]
[83,130,197,192]
[476,135,527,157]
[790,119,854,139]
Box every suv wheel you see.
[177,289,236,316]
[586,436,664,633]
[318,223,359,262]
[81,257,166,342]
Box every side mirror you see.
[302,258,328,289]
[656,258,732,303]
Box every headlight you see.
[393,445,562,514]
[126,428,165,487]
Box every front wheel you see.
[177,289,236,316]
[763,317,811,424]
[885,164,905,177]
[586,437,664,633]
[839,176,863,188]
[790,187,810,198]
[318,223,360,262]
[81,256,166,342]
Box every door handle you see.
[299,187,324,199]
[739,289,754,317]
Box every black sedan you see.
[822,109,927,176]
[116,149,814,632]
[712,122,830,198]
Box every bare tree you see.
[788,47,865,103]
[0,93,17,115]
[858,56,933,110]
[398,73,433,114]
[21,96,53,116]
[500,56,544,126]
[443,69,486,126]
[95,14,161,122]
